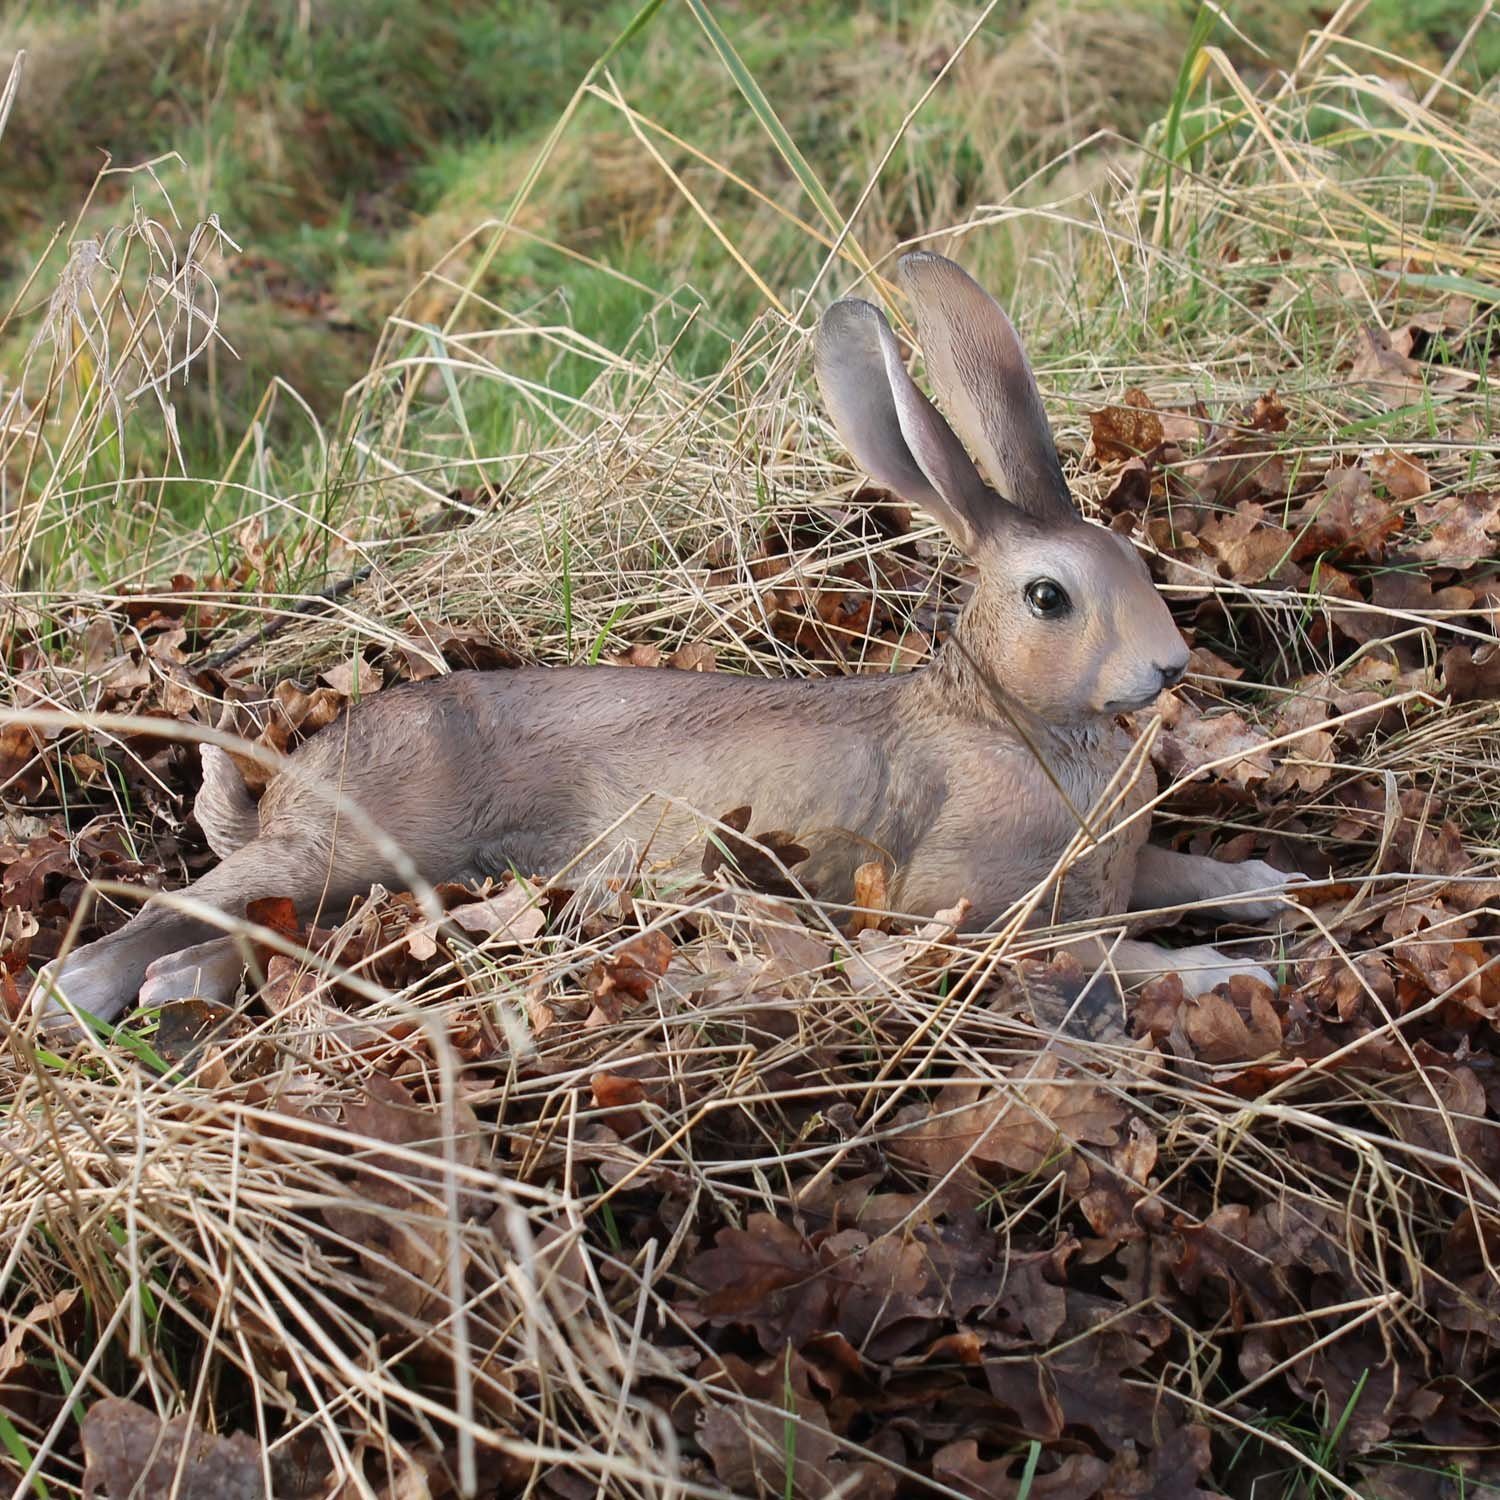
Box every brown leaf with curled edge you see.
[846,860,890,937]
[0,721,47,801]
[687,1215,832,1352]
[1101,456,1153,514]
[1154,694,1274,789]
[1178,982,1282,1065]
[1325,580,1469,666]
[1197,502,1295,584]
[243,680,347,790]
[932,1441,1107,1499]
[318,1075,485,1327]
[586,929,674,1022]
[81,1397,266,1500]
[258,952,329,1018]
[1350,323,1472,409]
[1089,390,1163,465]
[319,657,383,698]
[1292,467,1403,564]
[1410,491,1500,567]
[1443,642,1500,703]
[0,1287,78,1380]
[1299,942,1396,1025]
[244,894,301,966]
[1266,726,1336,795]
[591,1072,646,1108]
[1079,1117,1161,1242]
[701,805,811,898]
[392,616,521,680]
[833,1229,990,1360]
[667,642,718,672]
[1386,1068,1492,1183]
[1329,781,1472,884]
[0,831,76,912]
[1371,448,1431,501]
[698,1349,898,1500]
[608,642,662,668]
[450,880,547,942]
[1104,1424,1215,1498]
[1185,449,1289,511]
[1248,390,1290,432]
[889,1052,1125,1187]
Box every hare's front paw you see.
[138,937,245,1009]
[1217,862,1312,923]
[1169,942,1277,996]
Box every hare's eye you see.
[1025,579,1071,619]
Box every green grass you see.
[7,0,1489,490]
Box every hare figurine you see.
[32,252,1301,1033]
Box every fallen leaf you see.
[667,642,718,672]
[843,860,890,938]
[1266,727,1337,795]
[933,1442,1107,1500]
[591,1073,646,1109]
[1350,323,1471,409]
[1292,467,1403,564]
[688,1216,831,1351]
[1370,449,1431,501]
[1197,502,1295,584]
[1442,642,1500,702]
[1101,456,1154,513]
[0,1287,78,1380]
[1090,390,1164,465]
[586,929,674,1022]
[407,877,547,958]
[889,1052,1125,1187]
[317,1077,485,1328]
[1178,985,1281,1065]
[81,1397,264,1500]
[1103,1424,1215,1498]
[319,658,383,698]
[1155,695,1275,789]
[0,722,47,800]
[697,1349,895,1500]
[1248,391,1290,432]
[607,642,662,668]
[701,805,812,898]
[1410,491,1500,567]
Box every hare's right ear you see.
[897,251,1074,526]
[814,298,1004,552]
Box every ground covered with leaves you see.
[3,9,1500,1500]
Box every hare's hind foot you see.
[1106,937,1275,996]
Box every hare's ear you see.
[815,297,1006,552]
[898,251,1074,525]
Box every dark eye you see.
[1025,578,1071,618]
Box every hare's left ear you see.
[815,297,1019,553]
[898,251,1075,526]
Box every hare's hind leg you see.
[1102,937,1275,997]
[31,838,320,1032]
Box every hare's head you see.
[815,250,1188,724]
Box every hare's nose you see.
[1155,659,1188,690]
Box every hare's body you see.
[241,665,1148,920]
[33,252,1301,1031]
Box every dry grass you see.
[2,8,1500,1499]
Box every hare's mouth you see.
[1105,687,1166,713]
